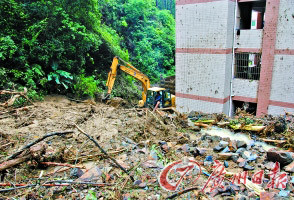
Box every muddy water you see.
[201,126,275,151]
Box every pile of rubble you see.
[0,94,294,199]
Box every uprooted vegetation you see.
[1,92,294,199]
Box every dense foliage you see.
[0,0,175,101]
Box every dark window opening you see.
[238,1,266,30]
[233,100,257,116]
[235,53,261,80]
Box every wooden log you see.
[0,155,31,171]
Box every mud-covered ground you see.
[0,95,294,199]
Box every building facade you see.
[176,0,294,116]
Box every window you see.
[235,53,261,80]
[238,1,266,30]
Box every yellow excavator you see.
[105,56,175,108]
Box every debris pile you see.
[0,94,294,199]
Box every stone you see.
[239,161,247,168]
[242,151,251,159]
[181,144,190,153]
[213,145,224,152]
[134,180,142,186]
[77,166,102,182]
[197,148,207,156]
[161,144,170,153]
[210,188,219,197]
[229,140,238,152]
[142,160,159,168]
[238,196,248,200]
[224,161,229,168]
[221,146,230,153]
[211,136,221,142]
[218,153,237,160]
[70,168,84,178]
[190,147,200,157]
[267,150,293,167]
[232,155,239,163]
[158,141,167,146]
[237,157,245,163]
[278,190,290,197]
[236,140,247,148]
[247,154,258,161]
[205,155,213,162]
[220,141,229,147]
[214,141,229,152]
[284,161,294,172]
[150,150,158,160]
[243,164,255,171]
[236,148,246,154]
[264,161,275,170]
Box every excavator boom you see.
[106,57,150,103]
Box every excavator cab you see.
[145,87,172,108]
[106,57,175,108]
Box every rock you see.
[210,188,219,197]
[242,151,251,159]
[123,193,131,200]
[224,161,229,168]
[229,140,238,152]
[221,146,230,153]
[278,190,290,197]
[237,157,246,163]
[274,117,287,133]
[267,150,293,167]
[220,141,229,147]
[201,134,209,141]
[181,144,190,153]
[236,140,247,148]
[177,136,189,144]
[239,161,247,168]
[218,153,237,160]
[211,136,221,142]
[230,184,240,191]
[142,160,160,168]
[232,155,239,163]
[243,164,254,171]
[77,166,102,182]
[247,154,257,161]
[70,168,84,178]
[236,148,246,154]
[213,141,229,152]
[284,161,294,172]
[238,195,248,200]
[221,193,232,197]
[150,150,158,160]
[188,111,197,118]
[134,180,142,186]
[214,145,224,152]
[205,155,213,162]
[264,161,275,170]
[161,144,170,153]
[197,148,207,156]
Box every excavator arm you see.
[106,57,150,104]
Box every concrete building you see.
[175,0,294,116]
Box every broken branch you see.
[165,187,199,199]
[3,131,74,162]
[74,124,134,182]
[0,155,31,171]
[39,162,85,169]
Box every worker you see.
[154,91,162,108]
